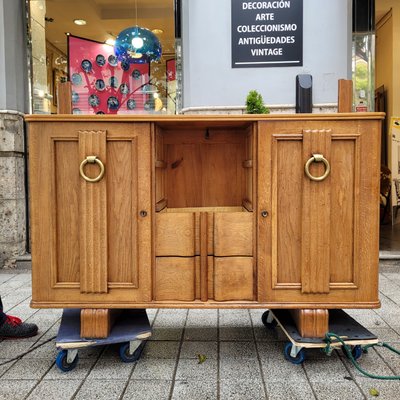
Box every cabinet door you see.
[29,122,151,307]
[257,119,381,307]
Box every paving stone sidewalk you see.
[1,268,400,400]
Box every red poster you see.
[68,35,150,114]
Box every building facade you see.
[0,0,398,268]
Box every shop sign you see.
[231,0,303,68]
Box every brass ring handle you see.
[79,156,105,183]
[304,153,331,182]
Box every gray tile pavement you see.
[1,268,400,399]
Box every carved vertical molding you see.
[200,212,208,302]
[79,130,108,294]
[302,130,331,294]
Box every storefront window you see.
[352,0,375,112]
[28,0,178,114]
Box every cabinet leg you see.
[80,309,120,338]
[289,309,329,338]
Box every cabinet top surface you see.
[25,112,385,123]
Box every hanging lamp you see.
[114,0,162,64]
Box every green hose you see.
[324,332,400,380]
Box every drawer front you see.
[156,213,197,256]
[213,257,254,301]
[214,213,253,256]
[155,257,198,301]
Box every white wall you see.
[182,0,352,108]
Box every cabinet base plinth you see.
[80,309,120,338]
[289,309,329,338]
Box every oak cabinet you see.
[27,114,382,320]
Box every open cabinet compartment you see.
[154,121,256,302]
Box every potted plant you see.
[245,90,270,114]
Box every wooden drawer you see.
[155,257,198,301]
[213,257,254,301]
[214,212,253,256]
[156,213,197,256]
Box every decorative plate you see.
[119,83,129,95]
[109,76,118,88]
[132,69,141,80]
[88,94,100,107]
[108,54,118,67]
[127,99,136,110]
[71,73,82,86]
[72,108,82,114]
[81,59,92,73]
[95,79,106,91]
[96,54,106,67]
[107,96,120,110]
[71,91,79,104]
[121,61,130,71]
[144,100,154,111]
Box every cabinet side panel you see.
[330,137,357,284]
[274,138,303,284]
[54,140,80,283]
[107,140,136,284]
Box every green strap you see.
[324,332,400,380]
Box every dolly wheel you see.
[261,311,277,329]
[56,350,78,372]
[283,342,306,364]
[119,341,145,363]
[342,344,363,361]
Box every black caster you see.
[119,341,145,363]
[261,310,278,329]
[283,342,306,364]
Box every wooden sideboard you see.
[26,113,383,338]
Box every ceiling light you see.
[115,26,162,64]
[74,19,87,26]
[105,38,116,46]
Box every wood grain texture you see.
[155,212,197,256]
[54,140,80,284]
[107,138,137,286]
[27,115,382,314]
[289,309,329,338]
[165,128,246,207]
[214,212,253,256]
[338,80,353,113]
[79,130,108,294]
[214,257,254,301]
[25,112,385,123]
[57,81,72,114]
[155,127,166,204]
[200,212,208,301]
[80,309,111,338]
[329,135,359,285]
[273,135,303,286]
[301,129,331,294]
[155,257,196,301]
